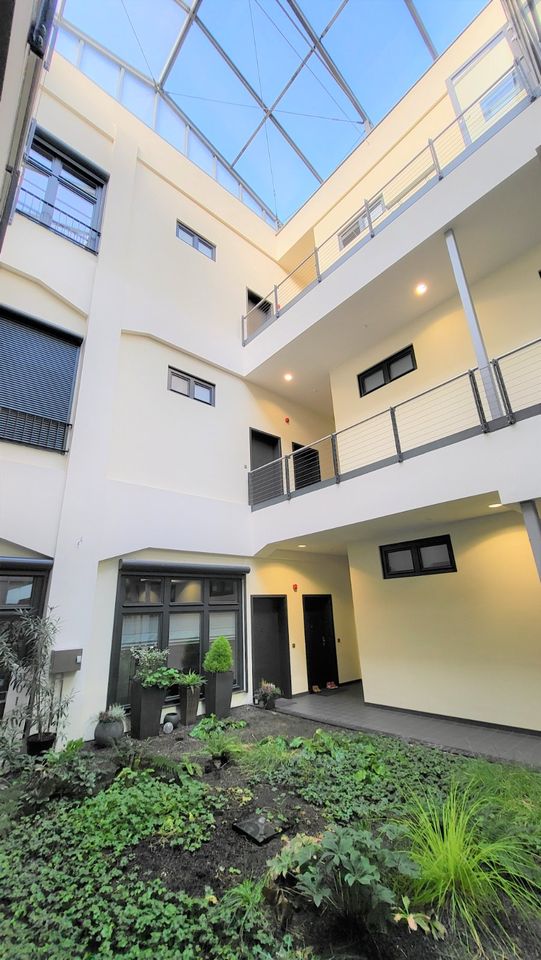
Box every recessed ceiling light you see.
[488,503,502,509]
[284,373,293,381]
[415,282,428,296]
[297,544,307,548]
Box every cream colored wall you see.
[70,547,358,739]
[348,511,541,730]
[330,245,541,449]
[108,333,333,500]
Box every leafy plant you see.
[393,895,446,939]
[268,823,417,933]
[190,713,247,740]
[203,636,233,673]
[97,703,125,724]
[257,680,282,704]
[460,757,541,858]
[403,785,541,948]
[200,730,245,765]
[141,666,183,689]
[220,878,266,941]
[240,736,292,781]
[178,670,206,689]
[130,646,168,683]
[15,739,98,810]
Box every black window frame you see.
[16,128,107,253]
[108,565,248,709]
[167,366,215,406]
[358,345,416,397]
[0,559,52,720]
[176,221,216,260]
[380,535,457,579]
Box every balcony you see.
[0,405,71,452]
[16,187,101,252]
[242,67,534,343]
[248,338,541,508]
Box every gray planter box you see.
[130,680,165,739]
[205,672,233,719]
[179,685,201,725]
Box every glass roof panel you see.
[63,0,186,79]
[165,23,264,161]
[324,0,433,123]
[235,120,319,221]
[413,0,488,55]
[276,58,365,180]
[295,0,344,36]
[198,0,312,105]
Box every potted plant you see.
[94,704,125,747]
[0,610,72,756]
[203,636,234,719]
[258,680,281,711]
[178,671,205,726]
[129,647,181,740]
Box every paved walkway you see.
[275,682,541,768]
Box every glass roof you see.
[56,0,488,226]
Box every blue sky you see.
[62,0,487,222]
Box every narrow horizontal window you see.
[16,129,106,252]
[339,195,386,249]
[380,535,456,579]
[168,367,215,406]
[176,221,216,260]
[358,345,416,397]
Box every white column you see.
[521,500,541,580]
[444,228,503,420]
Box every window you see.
[339,195,386,249]
[16,129,106,251]
[176,221,215,259]
[358,345,416,397]
[0,559,51,720]
[109,566,246,706]
[0,307,80,451]
[168,367,215,406]
[479,71,521,122]
[380,536,456,579]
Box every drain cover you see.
[233,814,284,845]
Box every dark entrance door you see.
[251,595,291,698]
[303,594,339,692]
[250,429,283,504]
[292,441,321,490]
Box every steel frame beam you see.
[159,0,202,88]
[403,0,437,60]
[284,0,372,126]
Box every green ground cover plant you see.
[189,713,247,740]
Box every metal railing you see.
[16,187,101,252]
[242,66,534,343]
[248,338,541,508]
[0,406,71,452]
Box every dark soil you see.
[94,707,541,960]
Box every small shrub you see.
[220,878,266,940]
[239,736,292,781]
[200,730,245,764]
[178,670,205,689]
[190,714,247,740]
[130,646,167,683]
[16,739,98,810]
[403,785,541,947]
[203,636,233,672]
[267,823,417,932]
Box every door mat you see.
[315,687,341,696]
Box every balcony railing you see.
[16,187,101,252]
[242,66,535,343]
[0,406,71,452]
[248,338,541,508]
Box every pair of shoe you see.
[326,681,337,689]
[312,684,321,693]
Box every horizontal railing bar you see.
[494,335,541,362]
[17,187,101,235]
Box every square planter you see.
[205,671,233,719]
[179,685,201,726]
[130,680,166,739]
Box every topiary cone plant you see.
[203,636,234,719]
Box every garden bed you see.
[1,706,540,960]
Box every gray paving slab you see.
[275,682,541,768]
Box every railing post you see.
[273,285,280,317]
[364,199,374,237]
[314,246,321,282]
[491,359,516,425]
[241,314,247,345]
[331,434,341,483]
[247,470,253,507]
[428,138,443,180]
[389,407,403,462]
[468,370,489,433]
[284,455,291,499]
